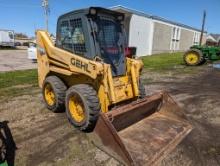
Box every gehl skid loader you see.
[36,7,192,166]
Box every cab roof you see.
[58,7,124,21]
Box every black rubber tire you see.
[42,76,67,113]
[65,84,101,132]
[0,137,6,164]
[183,49,205,66]
[139,78,146,98]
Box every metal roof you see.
[110,5,151,18]
[209,34,220,41]
[110,5,205,32]
[58,7,124,21]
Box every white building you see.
[111,6,206,56]
[206,34,220,46]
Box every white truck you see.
[0,30,15,47]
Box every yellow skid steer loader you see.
[36,7,192,165]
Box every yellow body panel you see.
[36,30,143,113]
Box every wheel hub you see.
[44,84,55,106]
[68,95,85,123]
[186,53,199,65]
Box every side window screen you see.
[100,22,117,46]
[58,18,87,55]
[70,18,86,55]
[97,19,122,55]
[60,20,72,51]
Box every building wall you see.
[206,35,216,45]
[129,14,153,56]
[180,30,207,50]
[152,21,207,54]
[152,22,172,54]
[179,29,194,51]
[123,14,132,42]
[112,7,208,56]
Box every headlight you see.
[90,8,96,15]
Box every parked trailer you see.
[0,30,15,47]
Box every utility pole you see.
[199,10,206,46]
[42,0,50,31]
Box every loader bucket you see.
[88,92,192,166]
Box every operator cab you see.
[56,7,127,76]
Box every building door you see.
[170,27,181,51]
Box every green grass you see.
[0,69,38,99]
[0,69,38,89]
[141,52,184,71]
[0,52,206,98]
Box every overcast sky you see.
[0,0,219,37]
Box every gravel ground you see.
[0,66,220,166]
[0,50,37,72]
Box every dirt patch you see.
[0,89,120,166]
[0,50,37,72]
[145,67,220,166]
[0,66,220,165]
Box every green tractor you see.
[183,45,220,66]
[183,11,220,66]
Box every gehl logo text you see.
[71,58,91,73]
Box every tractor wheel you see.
[65,84,101,132]
[183,49,205,66]
[42,76,67,112]
[139,78,146,98]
